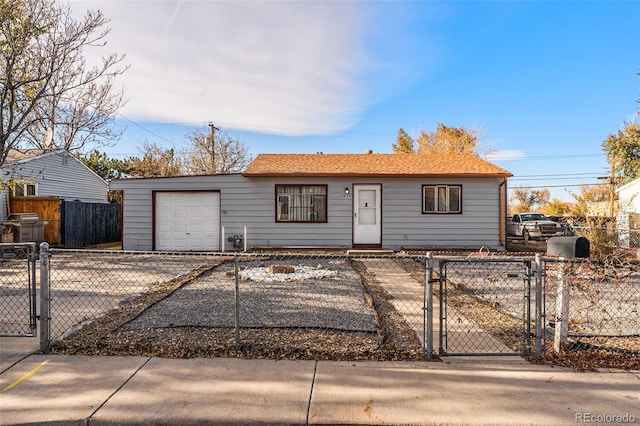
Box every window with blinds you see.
[276,185,327,222]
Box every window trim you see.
[422,184,462,214]
[12,183,38,197]
[275,184,328,223]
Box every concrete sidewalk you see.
[1,338,639,425]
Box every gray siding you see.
[0,190,6,221]
[0,151,108,219]
[111,174,506,251]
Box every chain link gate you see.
[0,243,38,337]
[438,257,533,356]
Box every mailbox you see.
[547,236,590,258]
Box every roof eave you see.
[242,172,513,178]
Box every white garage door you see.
[155,192,220,251]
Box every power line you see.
[499,153,604,161]
[510,172,599,178]
[117,113,178,146]
[510,176,602,182]
[509,182,608,190]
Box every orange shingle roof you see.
[242,153,512,178]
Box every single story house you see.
[1,149,109,220]
[110,153,512,252]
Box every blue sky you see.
[74,0,639,202]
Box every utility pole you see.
[608,160,616,218]
[599,158,617,218]
[208,122,219,174]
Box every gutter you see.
[499,177,508,247]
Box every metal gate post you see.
[438,261,445,355]
[425,252,434,359]
[524,259,532,357]
[534,253,544,361]
[39,242,51,351]
[233,254,240,350]
[28,242,37,334]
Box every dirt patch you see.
[537,342,640,371]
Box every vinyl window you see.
[422,185,462,214]
[12,183,37,197]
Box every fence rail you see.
[1,244,637,366]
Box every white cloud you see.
[72,1,379,136]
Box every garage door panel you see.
[174,224,188,232]
[198,222,218,231]
[155,192,220,251]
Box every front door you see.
[352,184,382,247]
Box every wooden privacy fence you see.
[8,196,121,247]
[61,200,121,248]
[9,196,61,243]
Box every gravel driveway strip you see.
[128,259,378,333]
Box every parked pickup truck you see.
[507,213,565,240]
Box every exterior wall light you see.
[344,187,350,195]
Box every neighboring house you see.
[616,178,640,248]
[110,153,512,252]
[617,178,640,215]
[0,149,109,220]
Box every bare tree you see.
[181,127,251,175]
[0,0,127,167]
[510,187,550,213]
[416,123,484,156]
[568,184,612,218]
[126,141,183,178]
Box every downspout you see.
[499,177,508,248]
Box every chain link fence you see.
[542,257,640,356]
[43,250,430,360]
[46,249,226,340]
[0,243,37,337]
[438,257,532,356]
[3,244,636,367]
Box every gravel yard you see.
[47,256,426,361]
[129,259,378,332]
